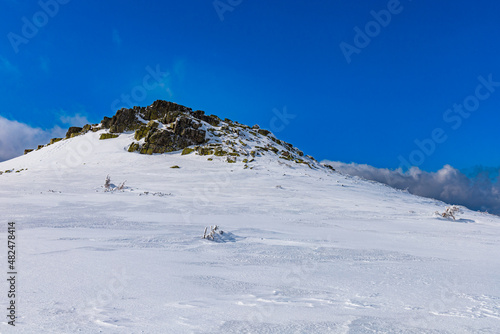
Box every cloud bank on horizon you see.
[0,116,64,162]
[324,161,500,215]
[0,113,90,162]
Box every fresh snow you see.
[0,130,499,333]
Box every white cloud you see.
[0,116,65,162]
[323,160,500,215]
[59,113,90,127]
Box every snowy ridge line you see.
[7,100,341,178]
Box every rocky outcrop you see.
[65,127,83,138]
[99,101,210,155]
[102,108,142,133]
[23,100,221,157]
[136,123,206,155]
[21,99,319,169]
[132,100,220,126]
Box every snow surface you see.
[0,130,499,333]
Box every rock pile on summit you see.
[100,100,218,154]
[24,100,327,170]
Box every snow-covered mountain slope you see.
[0,105,499,333]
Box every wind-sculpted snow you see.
[0,117,499,333]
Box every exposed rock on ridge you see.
[24,100,325,170]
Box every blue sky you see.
[1,0,500,172]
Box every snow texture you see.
[0,130,499,333]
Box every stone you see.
[193,110,205,119]
[128,143,140,152]
[323,164,336,172]
[162,111,181,124]
[101,116,112,128]
[214,148,228,156]
[99,133,119,140]
[147,120,159,128]
[24,149,33,155]
[197,147,214,156]
[174,117,192,135]
[141,100,192,122]
[134,126,150,140]
[205,115,220,126]
[268,146,279,154]
[258,129,271,136]
[182,148,194,155]
[102,108,142,133]
[65,127,83,138]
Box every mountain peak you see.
[24,100,325,170]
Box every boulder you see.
[258,129,271,136]
[101,108,142,133]
[204,114,220,126]
[197,147,214,156]
[162,111,181,124]
[141,100,192,121]
[182,148,194,155]
[134,126,150,140]
[102,117,112,128]
[99,133,119,140]
[173,117,206,144]
[193,110,205,119]
[65,127,83,138]
[147,120,159,128]
[128,143,140,152]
